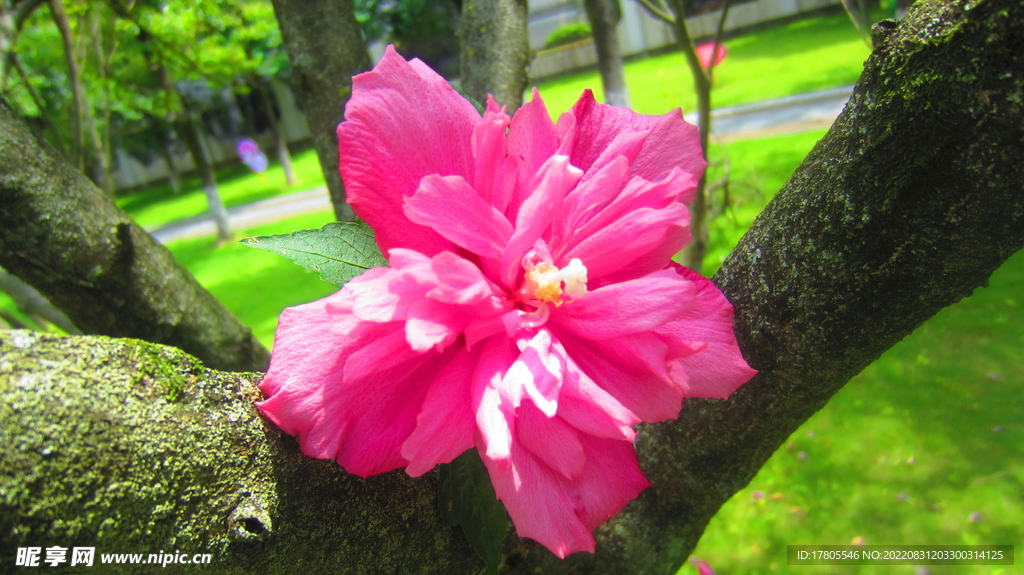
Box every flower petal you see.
[404,174,514,260]
[552,269,696,340]
[338,46,479,256]
[401,348,480,476]
[656,264,757,399]
[564,89,706,185]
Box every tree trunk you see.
[665,0,713,273]
[86,3,115,196]
[1,0,1022,571]
[457,0,530,112]
[160,134,183,195]
[269,0,370,222]
[0,96,270,372]
[48,0,84,170]
[255,76,295,185]
[582,0,630,108]
[175,92,232,242]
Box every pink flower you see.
[257,46,755,558]
[696,42,727,69]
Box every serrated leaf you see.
[241,221,387,287]
[451,82,486,116]
[438,449,509,575]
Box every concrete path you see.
[149,85,853,243]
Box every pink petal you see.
[338,46,479,256]
[517,400,586,480]
[473,96,517,210]
[482,425,650,558]
[404,174,514,260]
[401,349,480,476]
[656,264,757,399]
[428,251,497,305]
[506,88,560,218]
[552,269,696,340]
[473,337,520,462]
[554,328,684,421]
[500,329,565,417]
[558,361,638,441]
[564,90,706,187]
[501,155,583,288]
[562,204,691,282]
[569,434,651,531]
[259,291,455,477]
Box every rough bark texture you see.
[458,0,530,112]
[0,97,269,372]
[0,331,481,574]
[582,0,630,108]
[2,0,1024,572]
[269,0,370,222]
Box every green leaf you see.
[438,449,509,575]
[451,82,486,116]
[241,221,387,287]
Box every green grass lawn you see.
[534,12,870,118]
[115,147,326,230]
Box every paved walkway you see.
[149,85,853,243]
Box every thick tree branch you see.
[2,0,1023,572]
[0,97,269,372]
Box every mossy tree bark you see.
[2,0,1023,572]
[458,0,530,113]
[269,0,371,222]
[0,97,269,372]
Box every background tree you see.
[582,0,630,108]
[635,0,731,272]
[2,0,1022,571]
[457,0,530,111]
[269,0,371,222]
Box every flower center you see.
[520,257,588,307]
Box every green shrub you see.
[544,22,592,49]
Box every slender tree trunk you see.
[175,91,232,242]
[583,0,630,108]
[255,76,295,185]
[269,0,370,222]
[1,0,1021,571]
[85,4,115,196]
[48,0,84,169]
[664,0,712,272]
[0,96,270,371]
[160,133,183,194]
[458,0,530,112]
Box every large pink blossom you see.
[257,46,756,558]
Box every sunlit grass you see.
[164,210,338,348]
[115,147,326,229]
[682,248,1024,575]
[534,13,870,117]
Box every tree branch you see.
[0,96,269,372]
[1,0,1022,572]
